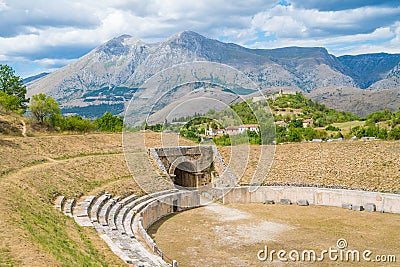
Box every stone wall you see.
[140,190,200,229]
[135,190,201,264]
[149,146,214,175]
[222,186,400,214]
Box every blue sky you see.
[0,0,399,77]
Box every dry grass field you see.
[1,131,399,266]
[149,203,400,267]
[219,141,400,192]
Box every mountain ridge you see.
[26,31,400,118]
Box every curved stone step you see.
[120,192,170,235]
[123,208,137,238]
[54,196,66,212]
[73,195,99,226]
[119,194,137,206]
[63,199,76,217]
[119,195,155,235]
[108,194,137,231]
[74,196,96,218]
[98,196,120,226]
[132,189,179,215]
[116,204,136,235]
[121,189,179,238]
[108,203,123,231]
[90,193,112,223]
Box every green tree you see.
[0,91,21,112]
[0,64,28,110]
[94,112,123,132]
[388,127,400,140]
[303,126,317,141]
[289,119,303,128]
[62,115,95,132]
[29,93,60,124]
[287,127,303,142]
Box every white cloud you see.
[250,5,400,39]
[0,0,399,76]
[248,25,399,56]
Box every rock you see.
[263,200,275,204]
[364,203,376,212]
[280,199,291,205]
[352,205,364,211]
[312,139,323,143]
[342,203,352,210]
[297,200,309,206]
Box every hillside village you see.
[150,90,400,145]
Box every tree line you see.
[0,64,123,133]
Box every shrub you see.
[388,127,400,140]
[94,112,123,132]
[325,125,340,131]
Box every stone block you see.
[297,200,309,206]
[342,203,352,210]
[280,199,291,205]
[364,203,376,212]
[352,205,364,211]
[263,200,275,204]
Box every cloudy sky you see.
[1,0,399,77]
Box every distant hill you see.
[23,72,50,84]
[308,87,400,117]
[26,31,400,118]
[338,53,400,89]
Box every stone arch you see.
[168,156,197,175]
[169,156,199,188]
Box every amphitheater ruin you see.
[54,145,400,266]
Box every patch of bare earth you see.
[149,203,400,267]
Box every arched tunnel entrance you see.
[173,161,198,188]
[148,146,219,189]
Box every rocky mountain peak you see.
[26,31,400,118]
[95,34,145,56]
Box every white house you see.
[205,127,225,137]
[302,118,314,128]
[225,124,259,135]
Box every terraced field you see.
[219,140,400,192]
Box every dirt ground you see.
[149,203,400,267]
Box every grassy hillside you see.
[0,134,131,266]
[0,132,194,266]
[0,107,27,137]
[161,92,362,144]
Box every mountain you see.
[23,72,49,84]
[308,87,400,117]
[338,53,400,89]
[27,31,400,118]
